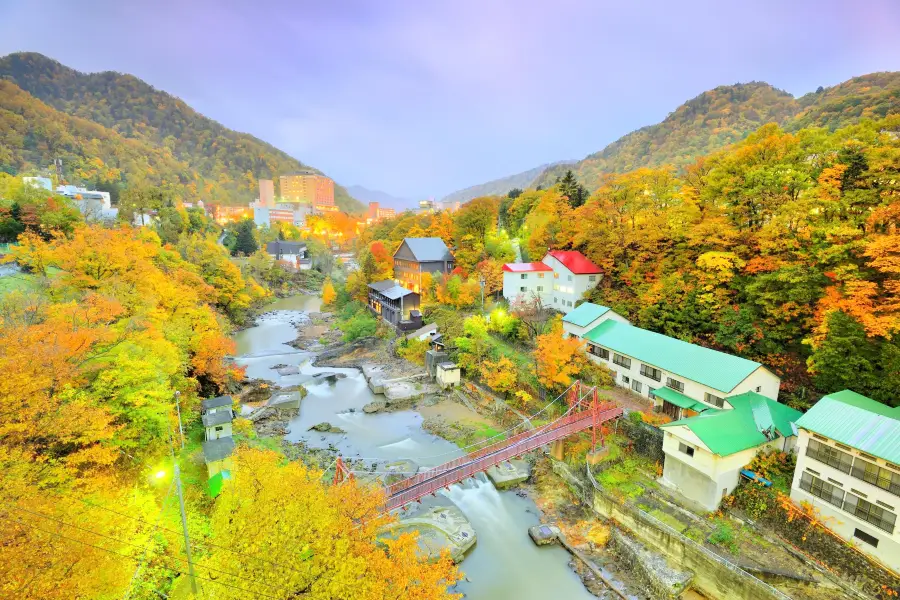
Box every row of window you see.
[519,273,546,279]
[554,297,574,307]
[602,348,689,395]
[806,438,900,497]
[553,284,575,294]
[519,286,545,293]
[799,471,897,534]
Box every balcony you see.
[851,463,900,497]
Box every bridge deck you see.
[383,405,622,512]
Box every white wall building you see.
[502,250,602,313]
[659,392,801,510]
[790,390,900,572]
[562,302,781,416]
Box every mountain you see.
[0,52,363,213]
[472,73,900,194]
[441,161,575,204]
[345,185,415,211]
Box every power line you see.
[67,494,310,577]
[122,479,175,600]
[1,504,293,597]
[0,512,283,600]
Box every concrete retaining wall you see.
[551,460,793,600]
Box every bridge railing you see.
[385,406,622,511]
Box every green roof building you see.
[659,392,802,511]
[562,303,781,418]
[791,390,900,570]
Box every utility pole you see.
[479,276,485,313]
[174,464,198,595]
[174,391,184,450]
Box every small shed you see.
[436,362,461,389]
[203,437,236,477]
[202,409,234,441]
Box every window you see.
[215,426,223,431]
[536,286,544,292]
[678,443,695,457]
[852,458,900,497]
[553,297,558,303]
[567,275,573,282]
[704,392,725,408]
[854,528,880,548]
[631,379,642,393]
[568,301,573,307]
[806,439,853,474]
[844,493,897,534]
[666,378,685,393]
[589,275,597,282]
[554,273,559,279]
[799,472,845,509]
[589,345,609,360]
[756,386,762,392]
[520,273,528,280]
[649,388,657,400]
[520,286,526,292]
[622,375,630,385]
[553,284,560,291]
[613,354,631,369]
[640,364,662,381]
[538,273,545,279]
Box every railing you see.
[584,463,794,600]
[383,406,622,512]
[850,463,900,498]
[806,443,853,474]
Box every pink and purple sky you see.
[1,0,899,199]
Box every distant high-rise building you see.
[367,202,395,223]
[279,171,335,211]
[418,199,435,213]
[259,179,275,207]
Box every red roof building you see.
[547,250,602,274]
[502,262,553,273]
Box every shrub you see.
[707,519,739,554]
[628,410,644,425]
[397,337,429,365]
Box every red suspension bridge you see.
[334,381,623,512]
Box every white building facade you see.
[562,302,781,416]
[790,390,900,571]
[502,250,602,313]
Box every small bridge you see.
[334,382,623,512]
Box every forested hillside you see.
[526,73,900,192]
[441,161,574,205]
[0,52,363,212]
[360,115,900,409]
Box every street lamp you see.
[479,276,485,314]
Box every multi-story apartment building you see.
[502,250,602,314]
[367,202,396,223]
[279,171,335,211]
[392,237,454,293]
[791,390,900,571]
[562,302,782,415]
[258,179,275,207]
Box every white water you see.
[233,299,602,599]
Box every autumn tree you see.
[481,356,518,395]
[533,317,586,392]
[321,277,337,306]
[204,448,460,600]
[119,185,165,225]
[231,218,259,256]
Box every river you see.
[233,296,610,599]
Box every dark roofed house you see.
[393,237,454,293]
[202,395,232,413]
[367,279,421,328]
[266,240,309,269]
[202,437,236,477]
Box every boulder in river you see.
[311,372,347,384]
[363,400,387,414]
[308,422,346,434]
[486,459,531,490]
[276,365,300,376]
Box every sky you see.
[2,0,900,200]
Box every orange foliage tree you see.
[533,316,587,392]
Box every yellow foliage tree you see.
[481,356,518,395]
[533,316,586,392]
[321,277,337,306]
[204,448,460,600]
